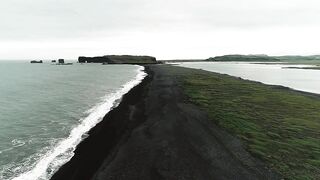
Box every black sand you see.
[51,65,280,180]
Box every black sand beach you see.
[51,65,280,180]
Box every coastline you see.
[50,67,151,180]
[51,65,280,180]
[179,65,320,99]
[12,65,147,180]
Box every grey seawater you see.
[0,61,146,180]
[178,62,320,94]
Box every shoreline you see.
[178,65,320,99]
[177,62,320,97]
[11,66,147,180]
[50,67,151,180]
[51,65,280,179]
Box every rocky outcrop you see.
[78,55,157,64]
[30,60,43,63]
[58,59,65,64]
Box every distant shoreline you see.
[282,66,320,70]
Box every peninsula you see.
[52,65,282,180]
[51,62,320,180]
[78,55,157,64]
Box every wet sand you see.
[51,65,280,180]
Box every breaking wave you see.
[11,66,146,180]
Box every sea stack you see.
[58,59,65,64]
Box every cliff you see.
[78,55,157,64]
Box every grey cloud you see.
[0,0,320,40]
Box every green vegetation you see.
[179,68,320,179]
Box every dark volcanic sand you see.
[51,65,280,180]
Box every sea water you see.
[178,62,320,94]
[0,61,146,180]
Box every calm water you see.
[178,62,320,94]
[0,61,146,180]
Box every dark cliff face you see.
[78,55,157,64]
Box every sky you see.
[1,0,320,60]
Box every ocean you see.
[0,61,146,180]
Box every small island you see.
[30,60,43,63]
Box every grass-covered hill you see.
[78,55,157,64]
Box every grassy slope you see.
[173,66,320,179]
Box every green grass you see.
[180,70,320,179]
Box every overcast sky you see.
[1,0,320,60]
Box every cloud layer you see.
[1,0,320,59]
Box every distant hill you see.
[272,55,320,61]
[78,55,157,64]
[207,54,320,62]
[207,55,279,62]
[162,59,206,63]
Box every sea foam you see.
[12,66,146,180]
